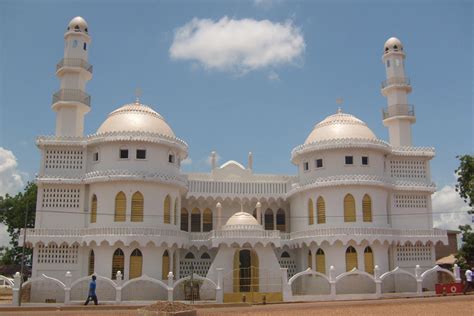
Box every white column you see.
[217,202,222,229]
[256,202,262,225]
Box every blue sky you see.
[0,0,472,237]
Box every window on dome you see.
[131,192,144,222]
[362,156,369,165]
[120,149,129,159]
[344,194,356,222]
[362,194,372,222]
[345,156,353,165]
[93,152,99,162]
[74,25,80,31]
[317,196,326,224]
[136,149,146,159]
[83,42,87,51]
[168,154,175,163]
[303,162,309,171]
[308,199,314,225]
[316,159,323,168]
[114,192,126,222]
[90,194,97,223]
[164,195,171,224]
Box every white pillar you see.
[216,268,224,303]
[415,265,422,295]
[12,272,21,306]
[64,271,72,304]
[453,264,461,283]
[281,268,291,302]
[167,272,174,302]
[256,202,262,225]
[248,152,253,171]
[329,265,336,297]
[115,271,122,303]
[217,202,222,230]
[374,265,381,298]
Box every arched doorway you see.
[233,249,259,293]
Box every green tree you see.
[0,182,37,265]
[456,225,474,269]
[455,154,474,211]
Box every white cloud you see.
[170,17,305,73]
[0,147,26,196]
[267,70,280,81]
[432,185,472,230]
[181,157,192,166]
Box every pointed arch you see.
[317,196,326,224]
[316,248,326,274]
[203,208,213,232]
[174,197,179,225]
[362,194,372,222]
[88,250,94,276]
[184,252,195,259]
[364,246,374,274]
[191,208,201,232]
[164,195,171,224]
[308,198,314,225]
[345,246,358,271]
[131,191,144,222]
[114,192,126,222]
[264,209,274,230]
[344,194,356,222]
[281,251,290,258]
[180,208,189,231]
[129,249,143,279]
[307,250,312,269]
[201,252,211,259]
[90,194,97,223]
[276,209,286,232]
[112,248,124,279]
[162,250,170,280]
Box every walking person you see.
[84,275,98,305]
[463,267,473,295]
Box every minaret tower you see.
[381,37,416,147]
[52,16,92,137]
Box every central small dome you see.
[97,102,176,137]
[304,109,377,144]
[224,212,260,229]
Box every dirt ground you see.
[0,295,473,316]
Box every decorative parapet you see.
[287,174,436,197]
[390,146,435,158]
[291,138,391,161]
[286,227,447,247]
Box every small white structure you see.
[21,17,448,304]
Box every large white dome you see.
[224,212,261,229]
[96,102,176,137]
[304,109,377,144]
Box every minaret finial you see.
[134,88,142,104]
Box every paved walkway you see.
[0,295,472,315]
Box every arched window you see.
[191,208,201,232]
[344,194,356,222]
[276,209,286,232]
[345,246,358,271]
[184,252,195,259]
[203,208,213,232]
[281,251,290,258]
[131,192,144,222]
[129,249,143,279]
[201,252,211,259]
[317,196,326,224]
[162,250,170,280]
[174,197,178,225]
[114,192,126,222]
[316,248,326,274]
[88,250,94,275]
[180,208,189,231]
[164,195,171,224]
[112,248,124,279]
[308,199,314,225]
[264,209,274,230]
[364,246,374,274]
[90,195,97,223]
[362,194,372,222]
[308,250,313,269]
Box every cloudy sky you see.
[0,0,472,244]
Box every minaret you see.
[381,37,416,147]
[52,16,92,137]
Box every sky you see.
[0,0,472,245]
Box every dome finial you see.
[336,97,343,114]
[134,87,142,105]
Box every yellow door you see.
[129,249,143,279]
[364,247,374,274]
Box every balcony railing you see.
[382,104,415,120]
[52,89,91,107]
[381,77,410,89]
[56,58,93,74]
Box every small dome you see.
[304,109,377,144]
[97,102,176,137]
[384,37,403,53]
[68,16,88,33]
[224,212,260,228]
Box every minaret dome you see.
[67,16,89,33]
[384,37,403,54]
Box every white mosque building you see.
[21,17,451,303]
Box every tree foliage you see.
[456,225,474,269]
[0,182,37,265]
[455,154,474,210]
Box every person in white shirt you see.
[463,267,473,294]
